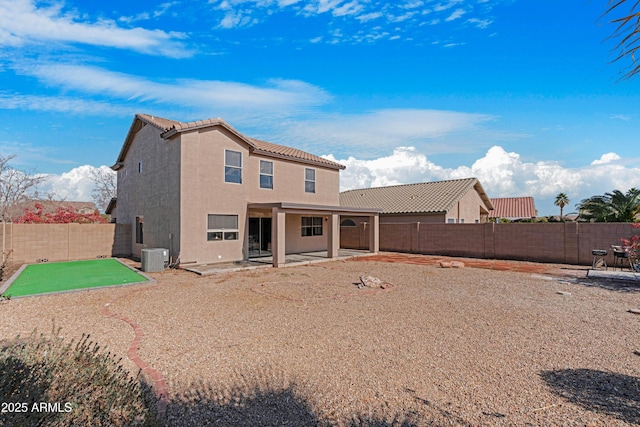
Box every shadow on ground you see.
[540,368,640,425]
[573,277,640,293]
[166,381,424,427]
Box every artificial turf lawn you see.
[3,258,148,297]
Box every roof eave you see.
[252,148,345,170]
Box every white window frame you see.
[207,214,239,241]
[304,168,315,193]
[259,160,273,189]
[224,150,242,184]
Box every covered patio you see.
[247,202,381,268]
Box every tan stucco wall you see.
[445,188,488,223]
[177,127,340,264]
[284,214,327,254]
[115,123,181,260]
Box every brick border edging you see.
[0,263,27,295]
[101,287,169,417]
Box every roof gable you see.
[339,178,493,214]
[112,113,344,170]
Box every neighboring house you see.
[339,178,493,224]
[108,113,379,267]
[489,197,536,221]
[8,200,98,220]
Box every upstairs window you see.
[304,168,315,193]
[259,160,273,189]
[207,214,239,241]
[225,150,242,184]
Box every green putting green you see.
[3,258,148,297]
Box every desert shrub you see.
[0,329,157,426]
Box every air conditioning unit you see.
[141,248,169,272]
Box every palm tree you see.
[605,0,640,79]
[555,193,569,220]
[576,188,640,222]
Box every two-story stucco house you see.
[107,114,379,267]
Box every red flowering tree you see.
[14,203,108,224]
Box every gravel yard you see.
[1,256,639,426]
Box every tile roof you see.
[489,197,537,219]
[339,178,493,214]
[114,114,344,170]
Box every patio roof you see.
[248,202,380,268]
[248,202,382,215]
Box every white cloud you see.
[433,0,463,13]
[467,17,492,29]
[207,0,499,44]
[118,2,180,24]
[41,165,114,202]
[445,8,466,22]
[0,0,190,57]
[325,146,443,189]
[304,0,346,15]
[356,12,383,22]
[325,145,640,216]
[332,1,363,17]
[279,108,494,154]
[0,93,132,116]
[610,114,631,121]
[218,9,259,28]
[591,152,622,165]
[15,63,332,115]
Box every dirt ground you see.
[1,254,639,426]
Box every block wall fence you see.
[1,222,635,267]
[0,223,131,264]
[341,222,637,266]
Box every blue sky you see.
[0,0,638,215]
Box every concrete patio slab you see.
[182,249,372,275]
[587,269,640,282]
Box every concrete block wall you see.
[340,226,369,250]
[418,223,486,257]
[341,221,638,266]
[1,223,132,264]
[379,223,414,252]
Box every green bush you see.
[0,329,157,427]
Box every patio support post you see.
[369,214,379,253]
[327,212,339,259]
[272,207,286,268]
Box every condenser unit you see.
[141,248,169,272]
